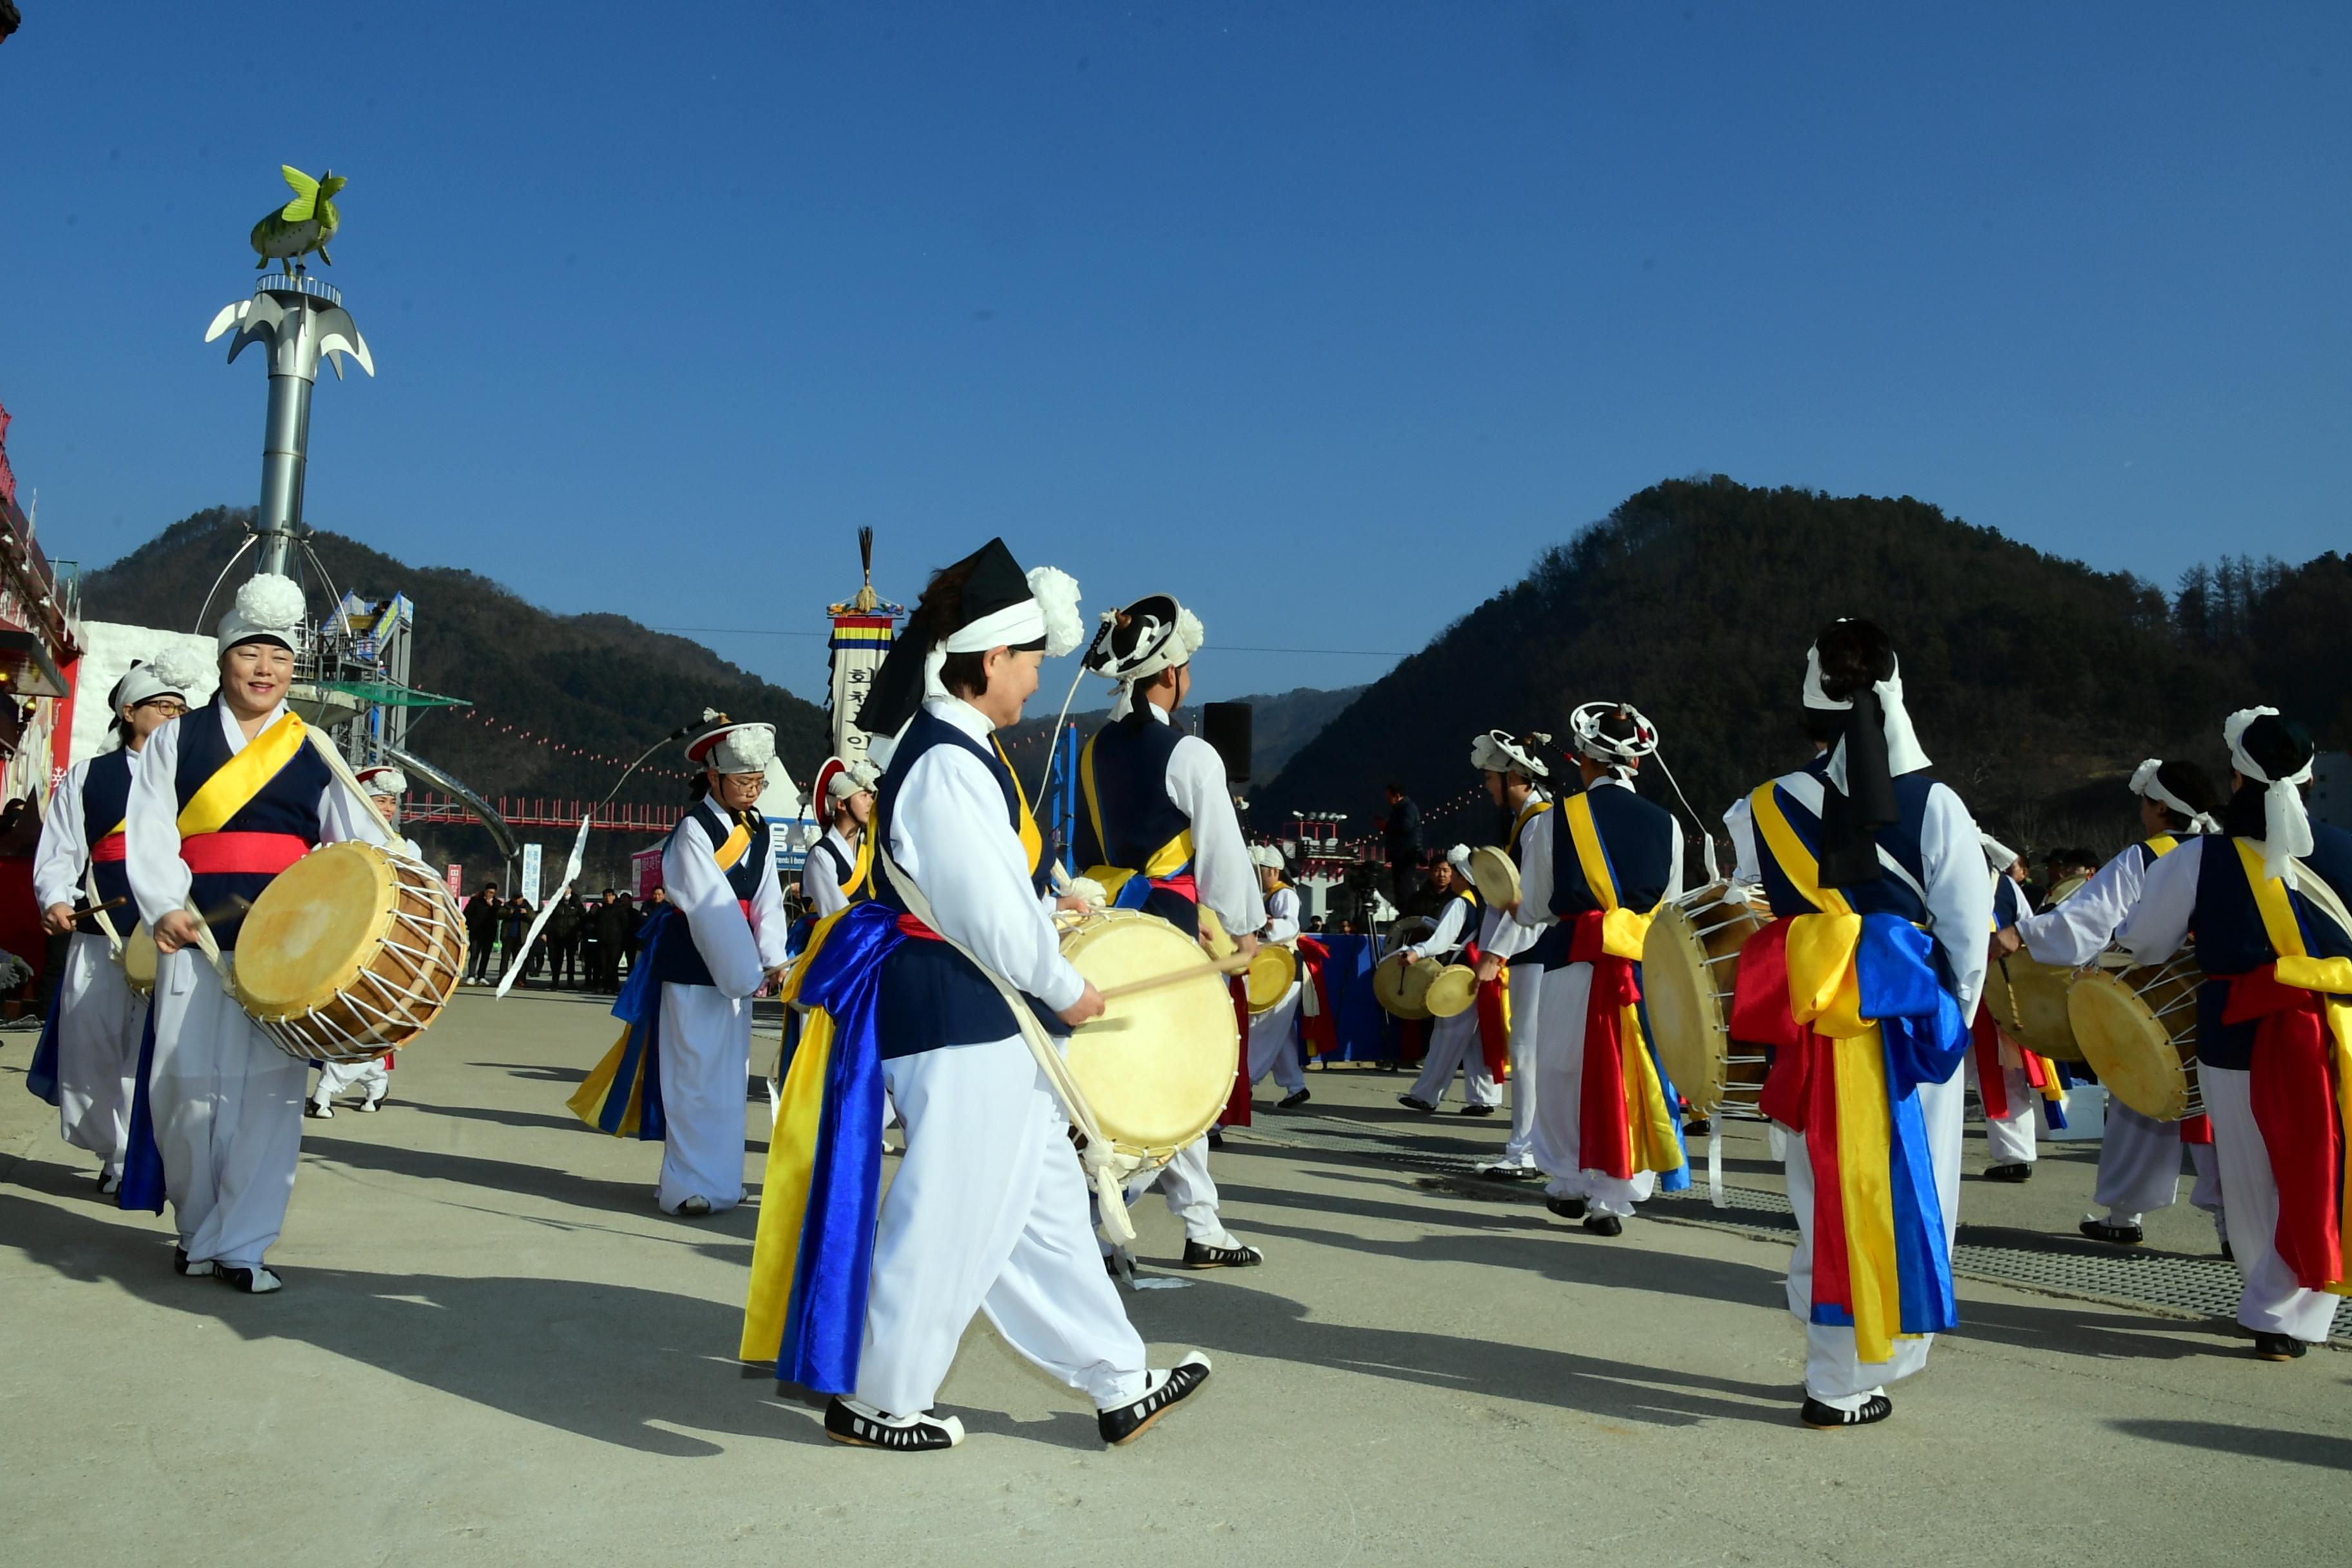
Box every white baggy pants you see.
[1246,983,1307,1095]
[1531,961,1653,1217]
[656,981,753,1214]
[313,1055,389,1107]
[1115,1137,1231,1247]
[856,1035,1150,1416]
[1966,1054,2039,1165]
[1782,1068,1966,1410]
[152,948,306,1270]
[1409,1009,1500,1109]
[1497,962,1544,1168]
[2096,1101,2226,1231]
[2202,1065,2343,1344]
[53,933,144,1179]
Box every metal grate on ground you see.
[1237,1110,2350,1345]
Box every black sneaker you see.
[823,1397,965,1450]
[1685,1117,1712,1137]
[2080,1217,2144,1246]
[1982,1162,2034,1183]
[1801,1394,1892,1429]
[1582,1214,1623,1238]
[2252,1332,2308,1362]
[1097,1353,1212,1447]
[215,1264,282,1294]
[1397,1095,1437,1113]
[172,1247,212,1279]
[1275,1088,1311,1110]
[1458,1104,1497,1117]
[1545,1196,1587,1221]
[1182,1239,1264,1269]
[1206,1129,1224,1150]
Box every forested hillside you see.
[1259,476,2352,856]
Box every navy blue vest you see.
[1549,782,1678,919]
[808,834,870,905]
[652,798,772,986]
[1751,763,1959,992]
[2188,822,2352,1071]
[1076,708,1204,938]
[172,701,330,950]
[79,749,136,912]
[1509,802,1569,968]
[1992,875,2030,928]
[872,707,1059,1057]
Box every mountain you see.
[78,507,834,887]
[1259,476,2352,863]
[996,683,1366,796]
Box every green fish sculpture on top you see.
[250,164,347,270]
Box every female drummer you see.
[800,756,877,918]
[1466,729,1554,1179]
[30,654,201,1194]
[124,574,389,1293]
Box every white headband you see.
[1980,832,2021,876]
[1803,643,1931,792]
[2224,708,2316,881]
[2127,758,2220,836]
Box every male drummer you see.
[571,712,792,1216]
[739,539,1212,1451]
[2117,709,2352,1362]
[1511,705,1687,1235]
[1073,591,1265,1268]
[1971,832,2047,1183]
[1724,620,1988,1426]
[309,765,418,1119]
[801,756,878,918]
[30,654,201,1194]
[1467,730,1554,1178]
[125,574,391,1293]
[1244,843,1310,1109]
[1992,760,2226,1250]
[1398,845,1498,1115]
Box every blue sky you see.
[2,4,2344,707]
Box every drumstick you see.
[1090,952,1253,1006]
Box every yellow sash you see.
[1077,730,1190,898]
[992,736,1044,876]
[713,814,754,871]
[176,710,310,837]
[1560,792,1680,1174]
[2145,834,2179,858]
[1508,796,1552,853]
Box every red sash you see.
[2227,964,2348,1290]
[91,832,128,863]
[1568,910,1642,1179]
[1970,1002,2010,1120]
[180,831,309,877]
[1296,936,1337,1058]
[1469,939,1511,1083]
[1222,976,1254,1126]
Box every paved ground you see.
[4,990,2347,1566]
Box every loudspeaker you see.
[1200,702,1253,783]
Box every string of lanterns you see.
[442,707,689,774]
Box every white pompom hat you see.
[217,573,308,654]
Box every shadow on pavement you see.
[2110,1418,2352,1471]
[0,1189,810,1457]
[468,1059,591,1085]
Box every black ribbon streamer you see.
[1818,689,1897,888]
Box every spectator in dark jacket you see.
[500,898,532,987]
[464,882,501,983]
[1382,783,1425,908]
[547,890,585,988]
[593,890,635,990]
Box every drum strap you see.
[877,844,1143,1244]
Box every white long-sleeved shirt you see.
[1730,767,1991,1015]
[2115,837,2209,968]
[1476,792,1551,961]
[126,700,389,932]
[1511,776,1686,930]
[1407,890,1476,961]
[32,756,97,912]
[889,696,1084,1015]
[2012,842,2157,970]
[803,825,863,919]
[1260,884,1300,944]
[664,804,793,997]
[1137,701,1266,939]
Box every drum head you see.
[1424,964,1476,1019]
[119,922,157,997]
[1642,903,1726,1117]
[1467,847,1520,910]
[234,842,396,1020]
[1373,951,1434,1019]
[1986,956,2084,1063]
[1245,942,1298,1013]
[2044,874,2090,907]
[1060,911,1239,1155]
[2068,970,2193,1120]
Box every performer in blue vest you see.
[1398,845,1499,1115]
[1468,730,1556,1177]
[1994,759,2227,1248]
[1511,704,1687,1235]
[125,574,389,1294]
[1245,843,1309,1109]
[30,654,201,1194]
[740,539,1211,1452]
[1724,619,1988,1427]
[799,755,878,920]
[2119,709,2352,1360]
[1075,592,1265,1268]
[1971,833,2050,1182]
[571,712,794,1216]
